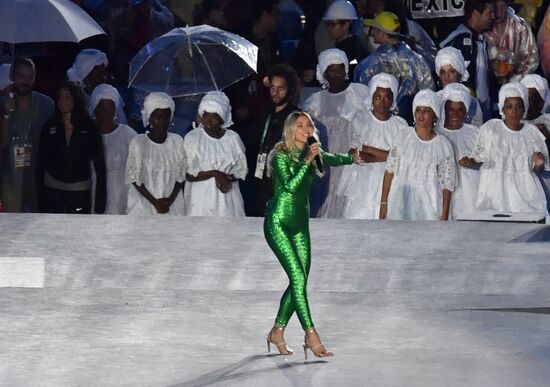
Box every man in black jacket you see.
[245,63,299,216]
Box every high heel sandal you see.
[303,328,333,359]
[266,325,294,355]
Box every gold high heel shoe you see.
[303,328,333,359]
[266,325,294,355]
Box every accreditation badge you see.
[255,153,267,179]
[14,143,32,170]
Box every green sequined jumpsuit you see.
[264,148,353,329]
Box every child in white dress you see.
[459,82,549,214]
[380,89,456,221]
[183,91,247,217]
[435,83,480,219]
[338,73,408,219]
[89,84,137,214]
[125,92,186,215]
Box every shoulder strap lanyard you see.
[259,114,272,153]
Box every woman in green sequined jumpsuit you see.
[264,112,357,358]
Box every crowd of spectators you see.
[0,0,549,221]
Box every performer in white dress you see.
[380,89,456,221]
[435,47,483,128]
[125,92,186,215]
[521,74,550,212]
[302,48,370,218]
[435,83,480,219]
[183,91,247,217]
[337,73,408,219]
[89,84,137,214]
[460,82,549,214]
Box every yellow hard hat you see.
[364,11,400,35]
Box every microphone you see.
[307,136,323,174]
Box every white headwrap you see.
[521,74,549,106]
[413,89,441,119]
[440,83,471,113]
[198,91,233,127]
[0,64,11,91]
[141,92,175,127]
[316,48,349,89]
[67,49,108,85]
[88,84,122,119]
[367,73,399,111]
[435,47,470,82]
[498,82,529,118]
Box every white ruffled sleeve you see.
[471,123,492,163]
[183,132,200,177]
[385,145,400,174]
[437,156,456,192]
[230,133,248,180]
[174,135,187,183]
[125,136,142,185]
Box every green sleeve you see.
[272,152,314,193]
[321,151,354,167]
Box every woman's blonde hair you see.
[275,111,320,156]
[267,111,324,176]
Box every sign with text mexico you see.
[408,0,465,19]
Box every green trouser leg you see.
[265,219,313,330]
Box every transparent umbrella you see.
[129,25,258,97]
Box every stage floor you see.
[1,214,549,386]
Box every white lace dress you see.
[472,119,549,214]
[125,132,186,215]
[183,127,247,217]
[386,130,457,220]
[302,82,370,218]
[527,114,550,212]
[436,123,480,219]
[337,111,409,219]
[102,124,137,214]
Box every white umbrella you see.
[0,0,105,44]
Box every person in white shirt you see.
[435,47,484,128]
[338,73,408,219]
[302,48,369,218]
[436,83,480,219]
[380,89,456,221]
[125,92,186,215]
[183,91,247,217]
[89,84,137,214]
[459,82,548,214]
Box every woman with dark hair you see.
[36,81,106,214]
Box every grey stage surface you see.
[1,214,550,386]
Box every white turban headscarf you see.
[435,47,470,82]
[498,82,529,119]
[88,84,122,119]
[316,48,349,89]
[367,73,399,111]
[198,91,233,128]
[67,49,108,85]
[413,89,441,119]
[0,64,11,91]
[521,74,549,111]
[141,92,175,127]
[438,82,471,125]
